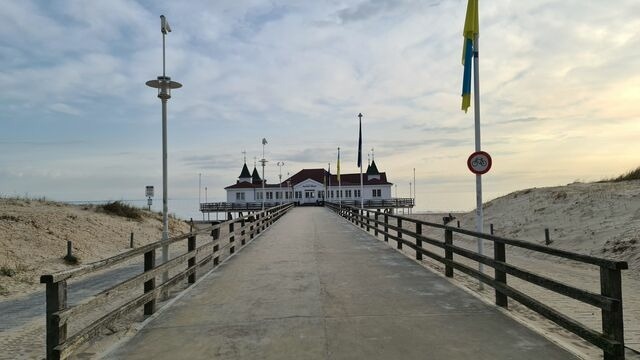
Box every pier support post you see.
[188,235,196,284]
[494,240,507,308]
[415,223,422,260]
[143,249,156,315]
[44,279,67,360]
[600,267,625,360]
[397,218,403,250]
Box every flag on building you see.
[357,114,363,167]
[461,0,478,113]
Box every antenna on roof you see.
[371,147,375,162]
[242,150,247,163]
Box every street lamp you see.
[277,161,284,205]
[146,15,181,284]
[260,138,268,210]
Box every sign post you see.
[145,186,154,211]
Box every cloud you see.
[1,0,639,215]
[49,103,82,116]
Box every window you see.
[376,189,381,197]
[276,192,281,199]
[318,191,324,199]
[295,191,302,199]
[235,192,245,201]
[330,190,334,198]
[256,192,263,200]
[305,190,315,198]
[354,189,360,198]
[345,190,352,198]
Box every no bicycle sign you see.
[467,151,492,175]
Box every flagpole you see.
[358,113,364,211]
[473,32,484,289]
[338,147,342,211]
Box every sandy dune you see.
[0,198,190,299]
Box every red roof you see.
[225,168,392,189]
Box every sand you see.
[399,180,640,357]
[0,198,190,299]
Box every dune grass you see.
[600,166,640,183]
[99,201,144,221]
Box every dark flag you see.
[357,113,363,167]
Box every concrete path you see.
[105,207,578,360]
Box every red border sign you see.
[467,151,492,175]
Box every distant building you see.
[225,160,393,205]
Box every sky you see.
[1,0,639,217]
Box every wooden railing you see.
[200,201,292,212]
[40,203,293,360]
[333,198,414,208]
[326,202,627,360]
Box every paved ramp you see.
[105,207,577,359]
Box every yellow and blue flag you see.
[461,0,478,113]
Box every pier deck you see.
[105,207,577,359]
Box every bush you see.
[612,166,640,182]
[99,201,143,220]
[0,266,16,277]
[601,166,640,183]
[63,254,80,265]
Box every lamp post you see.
[199,173,203,220]
[146,15,181,285]
[277,161,284,205]
[287,179,292,204]
[409,181,412,214]
[261,138,268,210]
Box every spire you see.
[367,159,380,175]
[239,163,251,179]
[252,166,261,184]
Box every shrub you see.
[63,254,80,265]
[99,201,143,220]
[611,166,640,182]
[0,266,16,277]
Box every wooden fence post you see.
[188,235,196,284]
[366,210,371,231]
[444,225,453,278]
[384,214,389,242]
[360,209,365,229]
[143,249,156,315]
[240,218,246,245]
[397,218,403,250]
[229,221,235,254]
[249,215,255,240]
[545,228,551,245]
[416,223,423,260]
[374,212,379,236]
[600,267,625,360]
[44,279,67,360]
[494,240,507,308]
[212,226,220,266]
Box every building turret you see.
[252,167,262,184]
[367,160,381,181]
[238,163,252,183]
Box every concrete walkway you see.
[105,207,578,359]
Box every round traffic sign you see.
[467,151,492,175]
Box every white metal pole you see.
[261,143,265,211]
[473,33,484,289]
[161,92,169,285]
[413,167,416,214]
[338,147,341,210]
[359,116,364,211]
[199,173,203,220]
